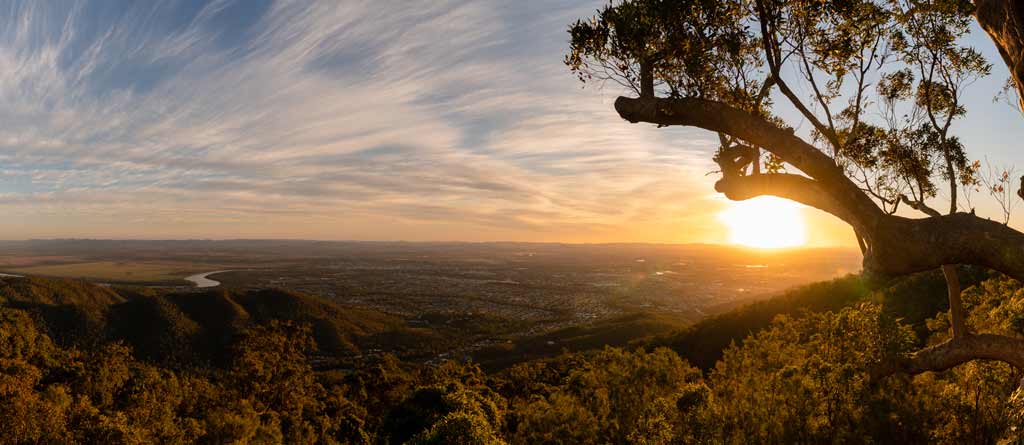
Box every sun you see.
[718,196,807,249]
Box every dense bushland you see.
[2,273,1024,444]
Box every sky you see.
[0,0,1021,246]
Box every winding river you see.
[184,270,232,288]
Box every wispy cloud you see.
[0,0,757,243]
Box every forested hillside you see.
[2,272,1023,443]
[646,267,991,370]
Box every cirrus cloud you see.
[0,0,854,244]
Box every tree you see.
[567,0,1024,376]
[700,304,924,443]
[220,321,333,444]
[381,361,507,445]
[509,347,700,444]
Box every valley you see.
[0,240,861,366]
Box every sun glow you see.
[718,197,807,248]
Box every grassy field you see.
[0,255,82,267]
[7,261,193,283]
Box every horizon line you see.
[0,238,860,250]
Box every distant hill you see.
[0,276,126,347]
[105,287,417,365]
[0,276,425,367]
[0,276,124,307]
[472,311,690,370]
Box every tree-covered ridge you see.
[3,272,1024,443]
[0,277,431,367]
[0,276,125,307]
[646,266,990,370]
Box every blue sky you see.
[0,0,1020,245]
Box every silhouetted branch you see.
[876,334,1024,378]
[613,95,1024,284]
[899,195,941,218]
[714,174,858,226]
[613,95,883,231]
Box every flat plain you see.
[0,240,862,363]
[6,261,194,283]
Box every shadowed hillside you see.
[0,276,125,307]
[0,276,420,367]
[472,311,689,370]
[645,267,991,371]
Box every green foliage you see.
[0,286,376,445]
[645,275,870,370]
[878,265,990,341]
[566,0,758,103]
[473,311,690,370]
[701,304,919,443]
[382,361,507,445]
[509,347,700,444]
[221,321,325,443]
[567,0,992,215]
[407,411,507,445]
[7,274,1024,443]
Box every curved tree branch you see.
[868,213,1024,281]
[900,195,941,218]
[614,95,1024,286]
[614,96,836,181]
[714,174,859,226]
[876,334,1024,377]
[614,95,883,231]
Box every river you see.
[184,270,232,288]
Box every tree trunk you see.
[975,0,1024,110]
[941,264,967,338]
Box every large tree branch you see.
[615,96,835,180]
[614,95,883,229]
[714,174,860,227]
[876,334,1024,377]
[612,96,1024,286]
[612,95,1024,283]
[868,213,1024,282]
